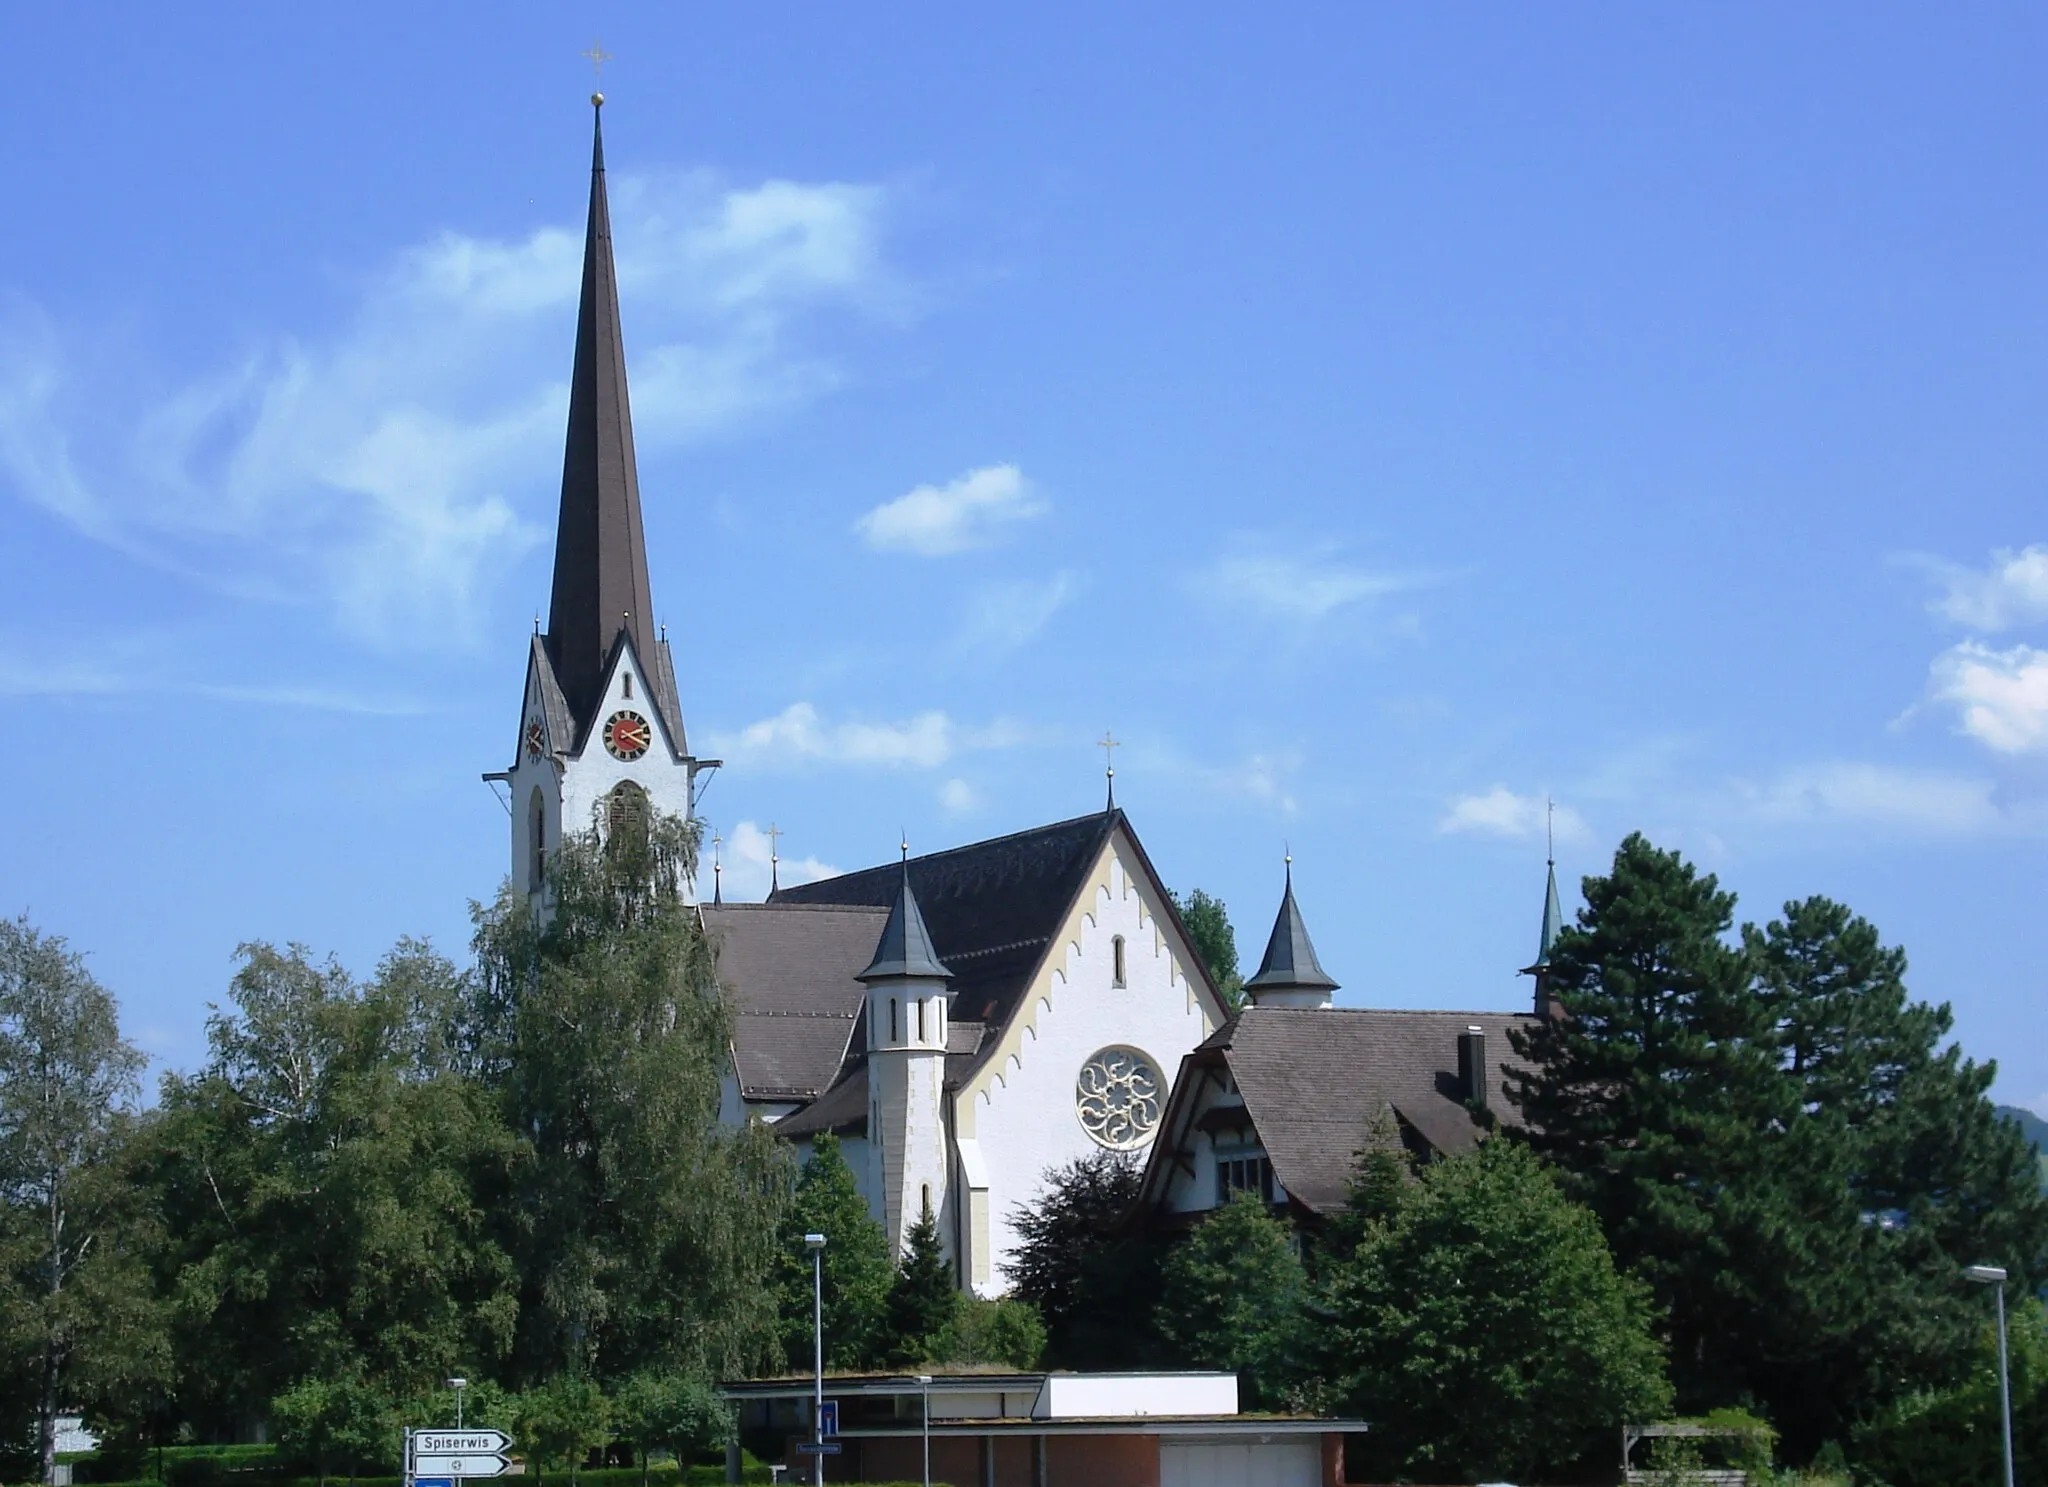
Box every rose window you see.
[1075,1046,1163,1151]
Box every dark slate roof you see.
[543,102,684,754]
[1529,860,1565,970]
[522,634,575,761]
[858,866,953,982]
[701,903,887,1101]
[1242,868,1339,994]
[773,812,1122,1031]
[1190,1007,1540,1213]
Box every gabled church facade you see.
[494,100,1556,1299]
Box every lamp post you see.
[915,1375,933,1487]
[446,1378,467,1430]
[804,1233,827,1487]
[1963,1265,2015,1487]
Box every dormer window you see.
[1112,935,1127,988]
[1216,1147,1273,1205]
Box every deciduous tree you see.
[773,1134,891,1370]
[1154,1191,1307,1409]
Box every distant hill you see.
[1998,1105,2048,1192]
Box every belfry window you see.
[1112,935,1127,988]
[529,791,547,889]
[605,780,649,852]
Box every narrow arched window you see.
[622,672,633,700]
[917,998,927,1043]
[921,1183,932,1218]
[529,789,547,889]
[890,999,900,1042]
[1112,934,1127,987]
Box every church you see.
[492,98,1556,1296]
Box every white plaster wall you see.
[956,836,1221,1294]
[872,1050,949,1256]
[559,646,696,888]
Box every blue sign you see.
[415,1477,455,1487]
[794,1443,841,1456]
[818,1400,839,1438]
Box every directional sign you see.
[411,1455,509,1479]
[413,1433,511,1458]
[818,1401,839,1438]
[793,1443,841,1456]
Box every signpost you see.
[407,1430,514,1484]
[793,1444,841,1457]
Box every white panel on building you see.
[1161,1438,1318,1487]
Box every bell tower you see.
[493,96,701,902]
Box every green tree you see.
[1154,1191,1307,1409]
[140,941,518,1434]
[1169,889,1243,1012]
[1851,1294,2048,1487]
[0,916,163,1485]
[513,1376,611,1486]
[613,1370,732,1484]
[881,1199,958,1368]
[774,1134,891,1370]
[473,810,791,1383]
[1326,1138,1670,1482]
[938,1298,1046,1370]
[1319,1103,1410,1261]
[1005,1150,1146,1365]
[1507,834,1816,1413]
[271,1378,401,1487]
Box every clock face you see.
[603,709,652,762]
[524,721,547,763]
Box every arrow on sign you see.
[411,1455,510,1478]
[413,1433,511,1457]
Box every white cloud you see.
[957,569,1083,655]
[707,702,1030,772]
[1734,761,2004,835]
[939,778,979,814]
[1439,787,1590,843]
[1921,545,2048,632]
[0,628,422,715]
[1927,641,2048,754]
[1195,544,1438,622]
[715,819,839,901]
[855,464,1044,556]
[0,173,893,646]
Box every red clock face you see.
[603,710,652,761]
[524,721,547,762]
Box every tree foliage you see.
[1851,1293,2048,1487]
[1005,1150,1152,1367]
[880,1199,958,1368]
[1154,1192,1307,1409]
[773,1134,891,1371]
[1169,889,1243,1012]
[1326,1137,1670,1482]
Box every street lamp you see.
[446,1378,467,1430]
[915,1375,933,1487]
[1963,1265,2015,1487]
[804,1234,827,1487]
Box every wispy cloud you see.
[1916,545,2048,632]
[0,631,423,715]
[1732,761,2005,835]
[1927,641,2048,755]
[855,464,1044,556]
[956,569,1083,655]
[939,777,979,815]
[1192,542,1440,623]
[714,819,840,901]
[0,173,895,647]
[706,702,1030,771]
[1439,787,1590,844]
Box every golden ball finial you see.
[591,91,605,108]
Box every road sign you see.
[414,1478,454,1487]
[818,1401,839,1438]
[411,1455,509,1478]
[414,1433,511,1457]
[793,1443,841,1456]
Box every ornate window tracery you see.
[1075,1045,1163,1150]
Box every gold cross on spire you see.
[583,40,612,80]
[1098,729,1120,808]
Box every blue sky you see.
[2,5,2045,1111]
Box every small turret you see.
[1520,856,1566,1016]
[859,851,953,1255]
[1243,856,1339,1010]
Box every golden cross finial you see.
[1098,730,1120,807]
[765,822,783,893]
[583,40,612,80]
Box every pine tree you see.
[773,1134,892,1371]
[881,1199,958,1368]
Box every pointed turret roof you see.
[1244,862,1339,996]
[544,99,684,750]
[1534,859,1564,970]
[857,861,953,982]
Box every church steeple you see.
[544,96,682,750]
[1521,856,1566,1016]
[1243,856,1339,1010]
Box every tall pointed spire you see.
[544,96,680,746]
[1521,823,1566,1014]
[1243,854,1339,1009]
